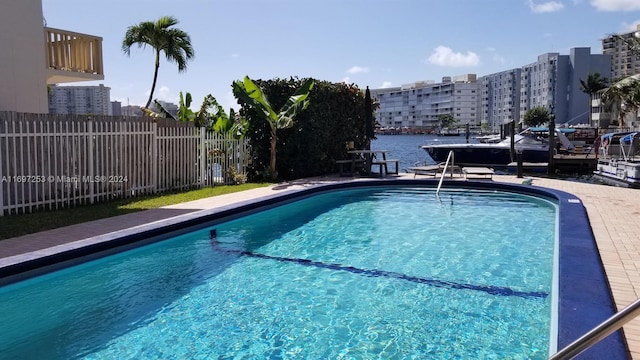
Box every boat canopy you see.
[600,132,639,160]
[600,132,635,143]
[621,132,639,144]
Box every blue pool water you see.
[0,187,557,359]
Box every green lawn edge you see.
[0,183,272,241]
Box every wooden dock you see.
[507,154,597,175]
[553,154,598,174]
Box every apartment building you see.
[373,47,609,132]
[519,48,610,126]
[0,0,104,113]
[371,74,481,131]
[480,69,521,132]
[602,24,640,79]
[48,84,112,115]
[111,101,122,116]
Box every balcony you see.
[45,27,104,84]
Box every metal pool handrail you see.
[549,297,640,360]
[436,150,454,195]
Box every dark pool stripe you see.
[215,245,547,299]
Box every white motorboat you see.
[593,132,640,188]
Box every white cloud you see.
[157,86,174,101]
[426,46,480,67]
[380,81,393,88]
[591,0,640,11]
[621,20,640,32]
[341,76,351,83]
[528,0,565,13]
[145,85,179,104]
[346,66,369,74]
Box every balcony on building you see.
[45,27,104,84]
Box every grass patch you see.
[0,183,272,240]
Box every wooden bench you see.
[336,159,364,176]
[462,167,494,180]
[371,159,399,175]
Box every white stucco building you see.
[0,0,104,113]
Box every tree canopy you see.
[523,107,551,127]
[122,16,195,108]
[232,76,315,179]
[438,114,457,130]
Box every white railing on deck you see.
[0,112,250,216]
[44,27,104,76]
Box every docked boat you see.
[593,132,640,188]
[474,134,502,143]
[421,128,575,168]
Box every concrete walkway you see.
[1,174,639,358]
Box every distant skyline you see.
[42,0,640,111]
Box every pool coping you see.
[0,179,629,359]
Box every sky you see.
[42,0,640,112]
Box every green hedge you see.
[236,78,368,181]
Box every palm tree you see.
[601,75,640,130]
[122,16,195,109]
[579,73,608,127]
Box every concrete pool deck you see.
[0,173,639,358]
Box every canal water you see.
[374,134,600,184]
[371,134,477,173]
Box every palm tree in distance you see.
[602,75,640,130]
[579,73,608,127]
[122,16,194,109]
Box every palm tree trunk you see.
[145,50,161,109]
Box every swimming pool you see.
[0,180,628,359]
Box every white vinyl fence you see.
[0,112,250,216]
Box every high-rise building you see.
[371,74,481,131]
[518,48,610,126]
[602,24,640,79]
[373,47,610,133]
[48,84,112,115]
[111,101,122,116]
[480,69,521,132]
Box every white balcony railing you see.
[44,27,103,83]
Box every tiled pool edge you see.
[0,179,629,359]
